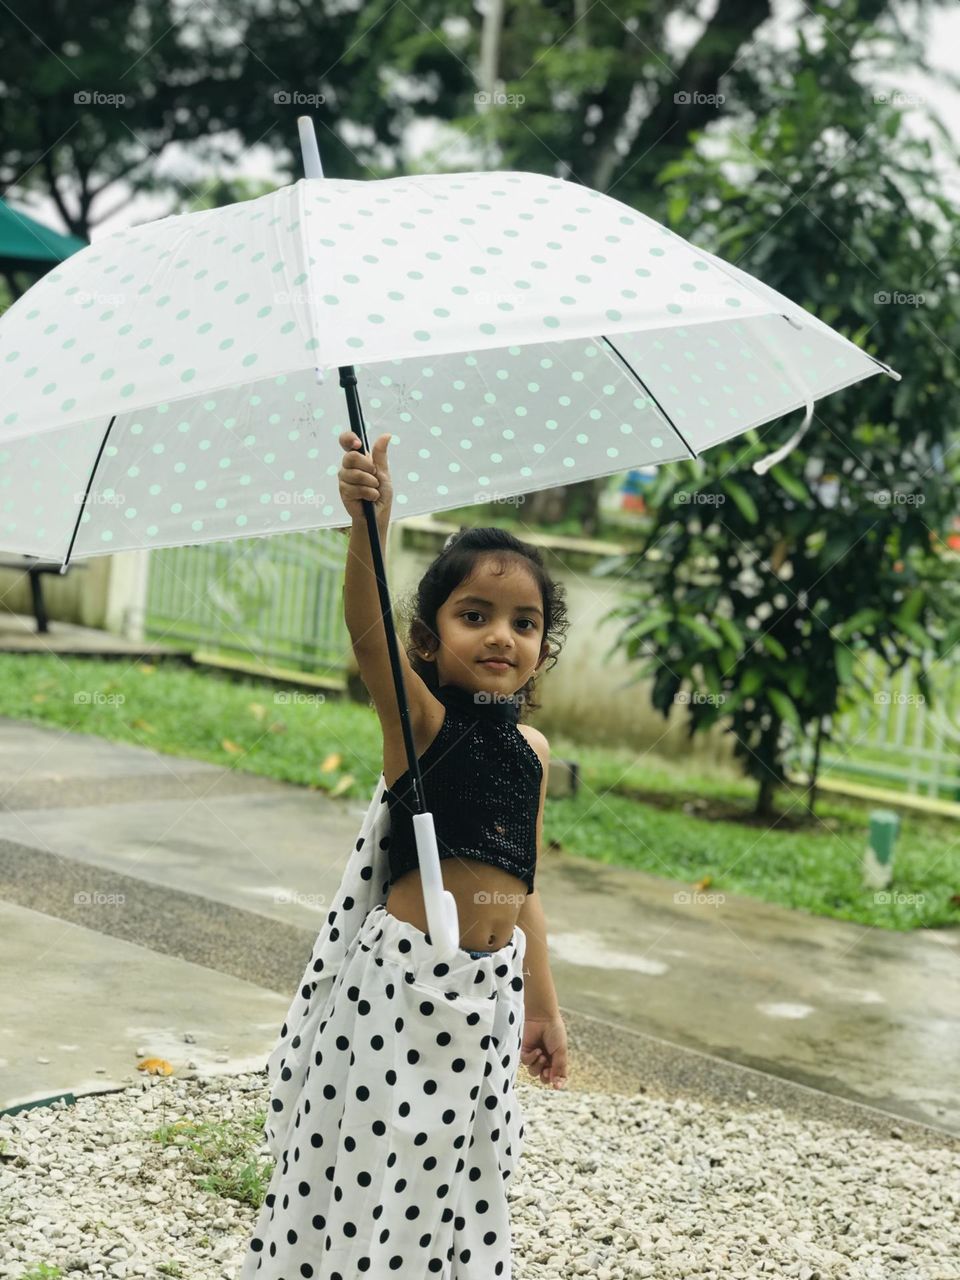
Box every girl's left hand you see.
[521,1013,568,1089]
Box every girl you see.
[238,430,569,1280]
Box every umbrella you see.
[0,117,900,954]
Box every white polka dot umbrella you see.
[0,127,898,563]
[0,117,900,955]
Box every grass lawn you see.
[0,652,957,932]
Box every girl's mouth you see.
[479,659,512,670]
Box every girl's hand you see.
[338,430,394,524]
[521,1013,568,1089]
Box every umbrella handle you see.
[412,811,462,959]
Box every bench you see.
[0,556,88,633]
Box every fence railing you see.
[795,649,960,802]
[144,530,350,679]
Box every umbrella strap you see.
[751,396,814,476]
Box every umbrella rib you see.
[600,335,699,461]
[60,414,117,571]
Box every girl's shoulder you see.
[517,723,549,771]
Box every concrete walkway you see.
[1,716,957,1145]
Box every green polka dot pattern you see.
[0,171,892,558]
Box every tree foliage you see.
[592,9,960,814]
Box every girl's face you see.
[431,556,548,697]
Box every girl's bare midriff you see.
[381,702,531,952]
[385,860,527,952]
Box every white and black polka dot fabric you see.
[238,774,528,1279]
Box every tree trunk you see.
[753,715,782,817]
[805,717,823,817]
[523,476,606,533]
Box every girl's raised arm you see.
[338,430,436,747]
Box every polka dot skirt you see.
[238,901,528,1278]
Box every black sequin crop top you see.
[384,682,543,895]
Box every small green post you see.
[862,808,900,890]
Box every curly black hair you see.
[399,526,569,717]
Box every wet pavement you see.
[1,716,957,1144]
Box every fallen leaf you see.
[320,753,342,773]
[693,876,713,892]
[136,1057,174,1076]
[268,721,287,734]
[329,774,354,798]
[221,738,245,755]
[138,663,156,675]
[248,702,268,721]
[132,718,155,734]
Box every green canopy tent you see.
[0,198,87,301]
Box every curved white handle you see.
[411,810,461,958]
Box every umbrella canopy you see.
[0,170,898,562]
[0,199,87,273]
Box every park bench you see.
[0,555,87,633]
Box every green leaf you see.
[785,666,807,699]
[760,634,787,660]
[723,478,759,524]
[896,589,925,625]
[680,616,724,648]
[741,668,764,696]
[835,645,855,685]
[768,465,810,503]
[833,609,881,642]
[625,609,672,641]
[768,688,801,728]
[897,618,929,650]
[667,193,689,225]
[715,616,743,651]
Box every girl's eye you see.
[462,611,535,630]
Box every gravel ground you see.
[1,1070,958,1280]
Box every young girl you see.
[238,430,569,1280]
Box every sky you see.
[8,0,960,242]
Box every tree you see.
[0,0,256,240]
[592,13,960,816]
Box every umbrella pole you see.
[297,116,461,958]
